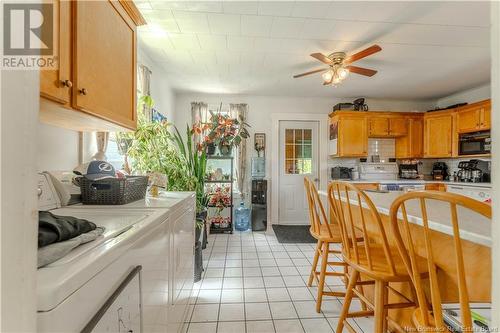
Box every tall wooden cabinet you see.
[39,0,146,131]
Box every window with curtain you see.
[93,64,153,171]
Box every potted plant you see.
[205,111,250,156]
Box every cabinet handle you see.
[79,88,88,95]
[61,79,73,88]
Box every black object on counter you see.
[38,211,96,248]
[331,166,351,180]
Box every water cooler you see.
[251,157,267,231]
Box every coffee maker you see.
[431,162,449,180]
[398,160,421,179]
[456,160,490,183]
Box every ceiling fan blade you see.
[344,45,382,64]
[346,65,378,77]
[293,68,327,78]
[310,53,332,64]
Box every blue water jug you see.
[234,201,251,231]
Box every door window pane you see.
[284,128,313,175]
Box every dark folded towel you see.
[38,211,96,248]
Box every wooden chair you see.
[389,191,491,332]
[328,181,427,333]
[303,178,350,313]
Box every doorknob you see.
[61,79,72,88]
[79,88,88,95]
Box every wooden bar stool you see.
[328,181,428,333]
[389,191,491,332]
[303,178,350,313]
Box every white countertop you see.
[330,179,491,189]
[318,189,491,247]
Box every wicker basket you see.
[80,176,148,205]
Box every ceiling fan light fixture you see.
[338,66,349,79]
[322,69,334,82]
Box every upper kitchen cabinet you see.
[40,0,72,104]
[395,117,424,158]
[456,100,491,133]
[424,110,455,158]
[39,0,146,131]
[330,112,368,157]
[368,115,407,137]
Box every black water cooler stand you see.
[251,179,267,231]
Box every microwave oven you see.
[459,131,491,156]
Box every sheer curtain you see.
[191,102,208,144]
[230,103,249,199]
[138,64,152,120]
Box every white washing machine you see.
[68,191,196,333]
[37,173,194,333]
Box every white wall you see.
[490,1,499,327]
[138,48,176,121]
[37,123,80,171]
[1,71,39,332]
[436,83,491,108]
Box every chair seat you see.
[310,224,343,242]
[344,244,429,282]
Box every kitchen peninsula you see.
[318,187,491,326]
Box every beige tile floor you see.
[184,231,375,333]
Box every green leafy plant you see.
[172,124,208,215]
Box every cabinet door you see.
[410,118,424,157]
[480,106,491,130]
[73,0,136,129]
[389,117,408,136]
[457,108,480,133]
[395,118,423,158]
[339,116,368,156]
[424,114,453,157]
[368,117,389,137]
[40,0,71,104]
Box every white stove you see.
[36,173,194,333]
[358,162,399,180]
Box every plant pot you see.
[220,144,233,156]
[196,209,207,221]
[202,220,208,249]
[195,218,203,242]
[194,240,203,282]
[206,143,216,155]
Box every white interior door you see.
[278,121,319,224]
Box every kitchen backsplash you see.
[367,138,395,162]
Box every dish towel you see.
[38,227,105,268]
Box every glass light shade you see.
[338,67,349,79]
[322,70,333,82]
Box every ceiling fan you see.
[293,45,382,86]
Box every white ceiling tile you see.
[300,19,336,40]
[172,11,209,33]
[168,33,201,50]
[190,50,217,65]
[270,17,305,38]
[223,2,259,15]
[135,0,152,10]
[197,34,227,50]
[258,1,295,16]
[140,9,180,32]
[291,1,333,19]
[150,1,223,13]
[241,15,273,37]
[207,13,241,35]
[216,51,241,66]
[227,36,255,51]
